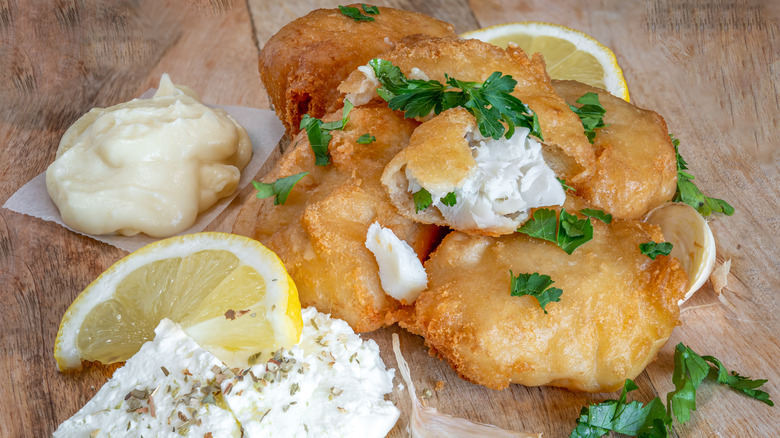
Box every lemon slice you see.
[462,22,630,101]
[644,203,716,304]
[54,232,302,371]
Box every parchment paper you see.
[3,91,285,253]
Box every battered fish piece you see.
[382,108,565,236]
[555,80,678,219]
[260,6,455,135]
[233,104,440,332]
[339,36,595,176]
[409,217,688,392]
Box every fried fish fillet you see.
[339,36,595,175]
[555,80,678,220]
[233,104,440,332]
[259,6,455,135]
[382,108,566,236]
[408,217,688,392]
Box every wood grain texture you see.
[0,0,777,436]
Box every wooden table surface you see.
[1,1,778,436]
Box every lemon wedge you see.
[462,21,630,101]
[54,232,302,371]
[644,203,716,304]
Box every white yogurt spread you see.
[407,127,565,230]
[56,309,399,438]
[228,307,399,437]
[54,319,241,437]
[46,73,252,237]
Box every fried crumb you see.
[434,380,445,391]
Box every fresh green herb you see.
[253,172,308,205]
[517,209,558,243]
[703,355,774,407]
[558,210,594,255]
[361,4,379,14]
[412,188,433,213]
[639,241,673,259]
[571,379,670,438]
[581,208,612,224]
[668,343,774,424]
[557,177,576,192]
[569,92,607,143]
[509,271,562,314]
[671,135,734,216]
[516,208,593,254]
[338,5,375,21]
[571,344,773,437]
[368,59,542,140]
[440,191,457,207]
[356,133,376,144]
[299,100,353,166]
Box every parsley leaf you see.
[516,208,558,243]
[570,379,670,438]
[581,208,612,224]
[667,343,710,423]
[702,355,774,406]
[299,100,353,166]
[558,210,594,255]
[338,5,375,21]
[670,135,734,216]
[557,177,576,192]
[356,133,376,144]
[569,92,607,143]
[639,241,673,259]
[252,172,308,205]
[517,208,593,254]
[509,271,562,314]
[412,188,433,213]
[440,191,457,207]
[361,4,379,14]
[369,59,542,140]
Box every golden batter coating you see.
[259,6,455,135]
[233,104,440,332]
[409,218,688,392]
[555,80,679,220]
[339,36,595,175]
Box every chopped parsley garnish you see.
[356,133,376,144]
[571,343,773,437]
[571,379,670,438]
[516,208,558,242]
[299,100,353,166]
[581,208,612,224]
[412,188,433,213]
[557,177,576,192]
[558,210,594,254]
[509,271,562,314]
[639,241,673,259]
[517,208,593,254]
[338,4,378,22]
[668,343,774,424]
[252,172,308,205]
[568,92,607,143]
[671,134,734,216]
[440,191,457,207]
[361,4,379,14]
[368,59,542,141]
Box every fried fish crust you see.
[233,104,440,332]
[409,217,688,392]
[259,6,455,135]
[555,80,678,220]
[339,36,595,175]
